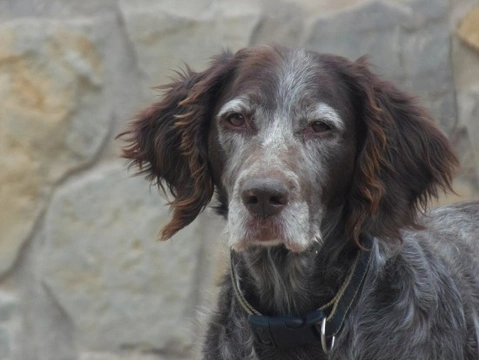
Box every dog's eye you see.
[225,113,247,129]
[310,121,332,134]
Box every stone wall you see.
[1,0,478,359]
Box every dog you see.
[119,45,479,359]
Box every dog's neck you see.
[239,245,318,315]
[235,227,358,317]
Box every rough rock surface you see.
[119,0,261,90]
[457,5,479,52]
[0,1,478,359]
[305,0,456,132]
[0,291,19,360]
[0,19,111,275]
[43,163,213,353]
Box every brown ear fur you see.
[118,51,235,240]
[342,58,458,243]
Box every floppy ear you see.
[344,58,458,243]
[118,51,235,240]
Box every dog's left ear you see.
[343,57,459,243]
[118,51,236,240]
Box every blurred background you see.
[0,0,478,359]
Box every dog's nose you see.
[241,178,289,218]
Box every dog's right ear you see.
[117,51,236,240]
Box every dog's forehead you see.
[230,47,342,109]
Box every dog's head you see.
[119,45,457,252]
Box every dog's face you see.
[208,49,358,251]
[119,45,456,252]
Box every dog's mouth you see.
[228,217,312,253]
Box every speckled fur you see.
[204,204,479,359]
[119,46,479,359]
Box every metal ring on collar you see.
[321,317,335,355]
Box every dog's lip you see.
[231,217,310,252]
[232,223,282,251]
[234,238,309,253]
[251,230,279,241]
[246,221,281,240]
[254,237,278,242]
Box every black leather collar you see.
[230,236,374,353]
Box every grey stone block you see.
[119,0,261,92]
[305,0,456,131]
[43,162,214,353]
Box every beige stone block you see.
[0,19,111,274]
[457,5,479,53]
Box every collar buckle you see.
[321,317,336,354]
[248,309,325,349]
